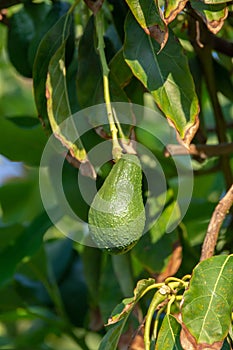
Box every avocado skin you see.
[88,154,145,254]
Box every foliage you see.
[0,0,233,349]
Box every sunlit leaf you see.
[164,0,189,24]
[181,255,233,346]
[156,314,182,349]
[124,13,199,145]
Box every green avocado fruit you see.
[88,154,146,254]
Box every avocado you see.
[88,154,145,254]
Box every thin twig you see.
[188,13,233,189]
[200,185,233,261]
[165,142,233,159]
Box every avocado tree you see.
[0,0,233,349]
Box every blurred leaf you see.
[213,59,233,101]
[0,116,47,166]
[7,6,35,77]
[81,246,103,304]
[125,0,168,48]
[156,314,182,349]
[190,0,228,34]
[99,255,124,323]
[59,254,89,327]
[124,13,199,146]
[0,171,43,224]
[0,211,52,286]
[132,189,181,276]
[181,255,233,346]
[28,1,70,67]
[45,238,73,283]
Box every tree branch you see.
[188,13,233,189]
[200,185,233,261]
[165,142,233,159]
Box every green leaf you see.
[181,255,233,345]
[76,16,103,109]
[204,0,231,4]
[99,317,127,350]
[164,0,189,24]
[46,29,87,163]
[213,59,233,101]
[125,0,168,47]
[81,246,102,304]
[124,13,199,145]
[33,8,73,131]
[0,211,52,286]
[190,0,228,34]
[132,189,181,276]
[156,314,182,350]
[0,116,47,166]
[0,172,43,224]
[99,278,155,350]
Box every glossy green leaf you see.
[125,0,168,47]
[0,211,52,286]
[124,13,199,145]
[99,278,155,350]
[190,0,228,34]
[156,314,182,349]
[182,255,233,345]
[0,116,47,166]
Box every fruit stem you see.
[95,9,122,161]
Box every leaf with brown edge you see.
[125,0,168,50]
[190,0,228,34]
[106,278,155,326]
[180,322,224,350]
[124,13,200,146]
[181,255,233,347]
[84,0,104,14]
[164,0,189,24]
